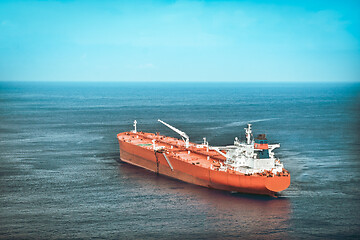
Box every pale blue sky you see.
[0,0,359,82]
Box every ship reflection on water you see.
[117,161,290,239]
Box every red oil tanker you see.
[117,120,290,197]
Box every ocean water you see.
[0,82,359,239]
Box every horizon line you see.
[1,80,359,84]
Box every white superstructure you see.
[209,124,284,175]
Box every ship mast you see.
[158,119,190,148]
[132,120,137,133]
[245,123,252,145]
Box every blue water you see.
[0,82,359,239]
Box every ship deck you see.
[117,131,227,171]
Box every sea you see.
[0,81,359,239]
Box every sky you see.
[0,0,359,82]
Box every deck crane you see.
[158,119,190,148]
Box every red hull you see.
[117,132,290,197]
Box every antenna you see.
[158,119,189,148]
